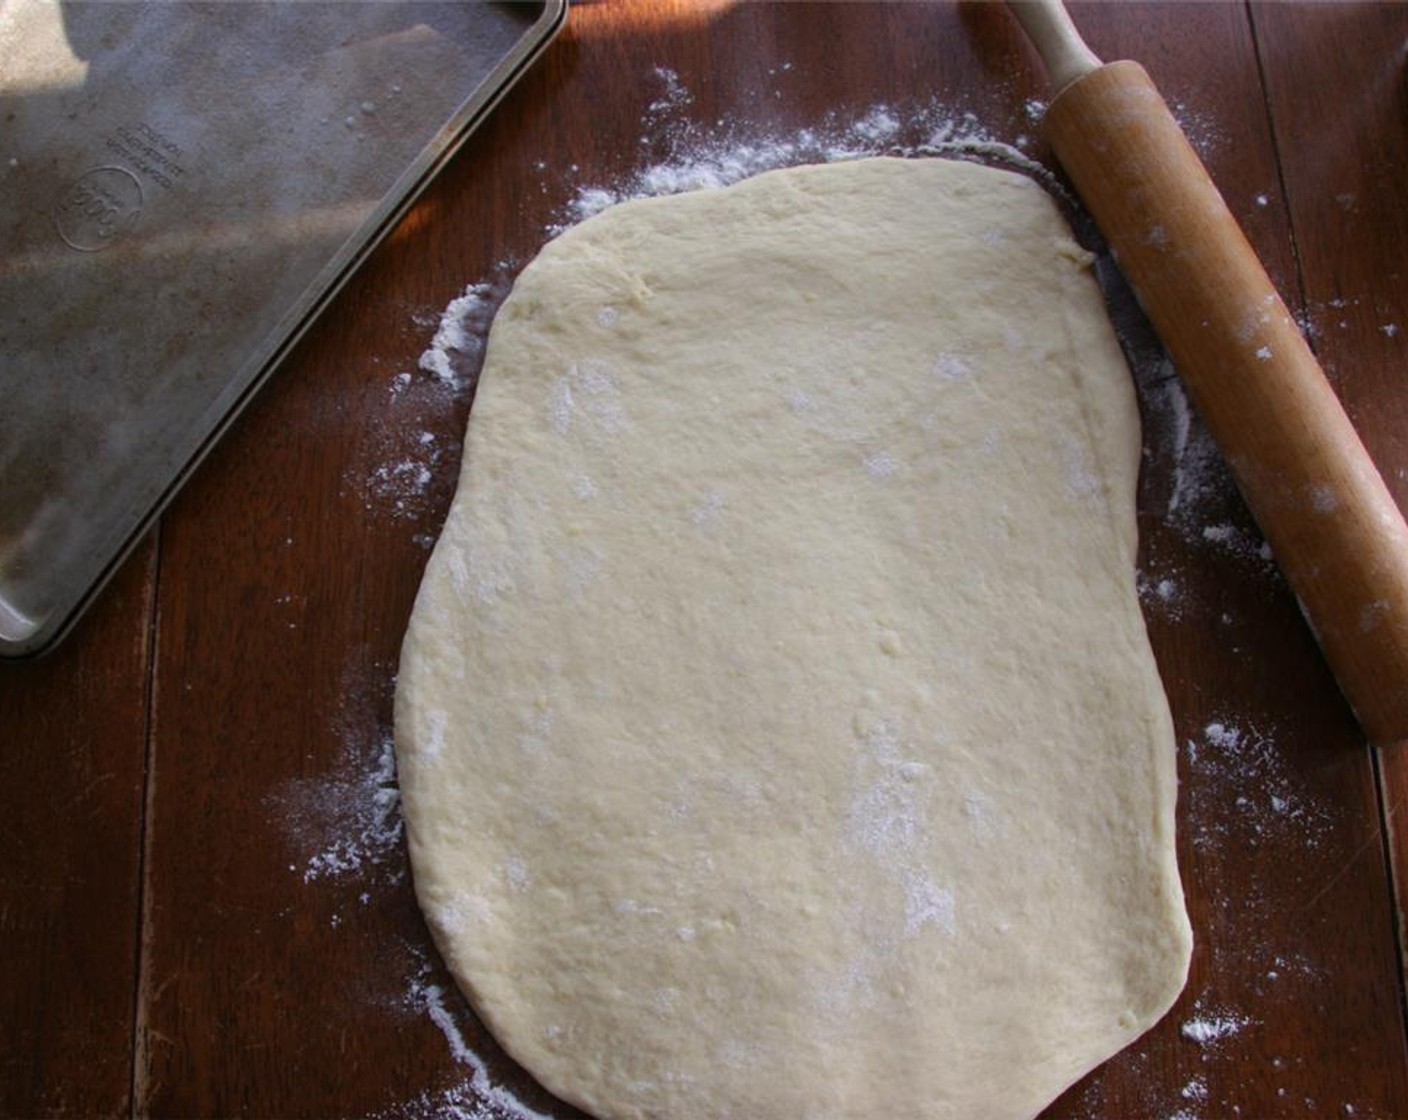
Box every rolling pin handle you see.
[1007,0,1103,95]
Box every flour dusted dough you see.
[395,157,1191,1119]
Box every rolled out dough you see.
[395,157,1191,1119]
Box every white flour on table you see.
[1185,718,1332,855]
[368,949,555,1120]
[270,656,406,894]
[1180,1010,1254,1047]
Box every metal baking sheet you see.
[0,0,565,658]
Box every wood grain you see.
[0,539,155,1118]
[1252,0,1408,1061]
[4,3,1408,1118]
[132,18,588,1117]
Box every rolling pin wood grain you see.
[1012,1,1408,749]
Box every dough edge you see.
[396,155,1192,1120]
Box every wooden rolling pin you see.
[1010,0,1408,749]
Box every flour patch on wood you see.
[1185,719,1332,853]
[418,282,501,391]
[270,658,406,888]
[372,949,552,1120]
[1181,1009,1255,1047]
[556,70,1051,231]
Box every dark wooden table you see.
[6,2,1408,1116]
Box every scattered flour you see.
[355,277,512,530]
[1131,347,1285,627]
[1200,522,1273,565]
[863,450,899,479]
[1181,1011,1254,1046]
[848,714,957,943]
[555,72,1059,232]
[854,105,901,143]
[368,455,433,515]
[688,489,726,526]
[370,953,554,1120]
[271,656,551,1118]
[1144,368,1235,539]
[353,417,458,530]
[1168,98,1227,160]
[372,1077,538,1120]
[1185,718,1331,852]
[418,282,501,391]
[1181,1075,1209,1101]
[272,728,404,887]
